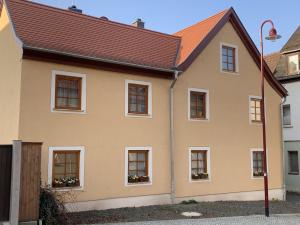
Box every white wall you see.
[283,81,300,141]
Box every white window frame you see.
[249,95,265,125]
[220,42,239,74]
[125,80,152,118]
[188,88,210,121]
[51,70,87,114]
[250,148,269,179]
[124,146,153,187]
[48,146,85,190]
[188,147,211,183]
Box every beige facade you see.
[0,3,284,211]
[0,2,22,144]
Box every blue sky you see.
[32,0,300,54]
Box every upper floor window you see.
[221,43,238,73]
[287,53,299,75]
[283,104,291,126]
[51,71,86,113]
[249,97,262,123]
[188,88,209,121]
[55,75,82,110]
[125,80,152,117]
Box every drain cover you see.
[181,212,203,217]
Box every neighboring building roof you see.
[267,27,300,82]
[174,9,228,65]
[2,0,287,96]
[6,0,181,71]
[281,26,300,53]
[264,52,281,73]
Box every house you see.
[0,0,287,211]
[266,26,300,193]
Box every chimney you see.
[132,18,145,29]
[68,5,82,14]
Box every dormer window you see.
[287,53,299,75]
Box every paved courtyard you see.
[103,215,300,225]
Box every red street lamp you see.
[260,20,281,217]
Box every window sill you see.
[221,70,239,75]
[288,172,299,175]
[284,125,293,128]
[125,113,152,118]
[51,186,84,191]
[251,176,264,180]
[250,121,262,125]
[126,182,152,187]
[188,118,209,122]
[190,178,211,183]
[52,108,87,114]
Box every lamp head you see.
[265,27,281,42]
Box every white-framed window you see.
[250,148,268,179]
[124,147,152,186]
[188,88,210,121]
[220,42,239,74]
[51,70,87,114]
[189,147,211,182]
[249,95,263,124]
[287,53,299,75]
[48,146,85,190]
[125,80,152,118]
[283,104,292,127]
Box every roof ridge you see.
[173,8,229,35]
[280,25,300,52]
[8,0,181,40]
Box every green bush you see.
[39,186,70,225]
[181,199,198,204]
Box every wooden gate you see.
[0,145,12,222]
[19,142,42,222]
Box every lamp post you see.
[260,20,281,217]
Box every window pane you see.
[66,153,77,163]
[288,54,299,74]
[138,153,145,161]
[54,164,65,174]
[129,153,137,161]
[283,105,291,126]
[228,64,233,71]
[222,62,228,70]
[129,162,137,171]
[54,153,65,163]
[228,49,233,57]
[191,161,198,169]
[191,153,197,160]
[138,162,145,170]
[138,171,145,176]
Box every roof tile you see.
[6,0,180,70]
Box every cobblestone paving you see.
[103,215,300,225]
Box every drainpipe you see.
[280,96,287,200]
[169,70,179,204]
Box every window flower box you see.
[253,171,264,177]
[52,177,80,188]
[192,173,209,180]
[128,175,150,184]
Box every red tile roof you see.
[1,0,287,97]
[6,0,181,70]
[174,9,229,65]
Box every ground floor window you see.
[288,151,299,175]
[48,146,85,189]
[189,147,210,181]
[125,147,152,185]
[252,150,264,177]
